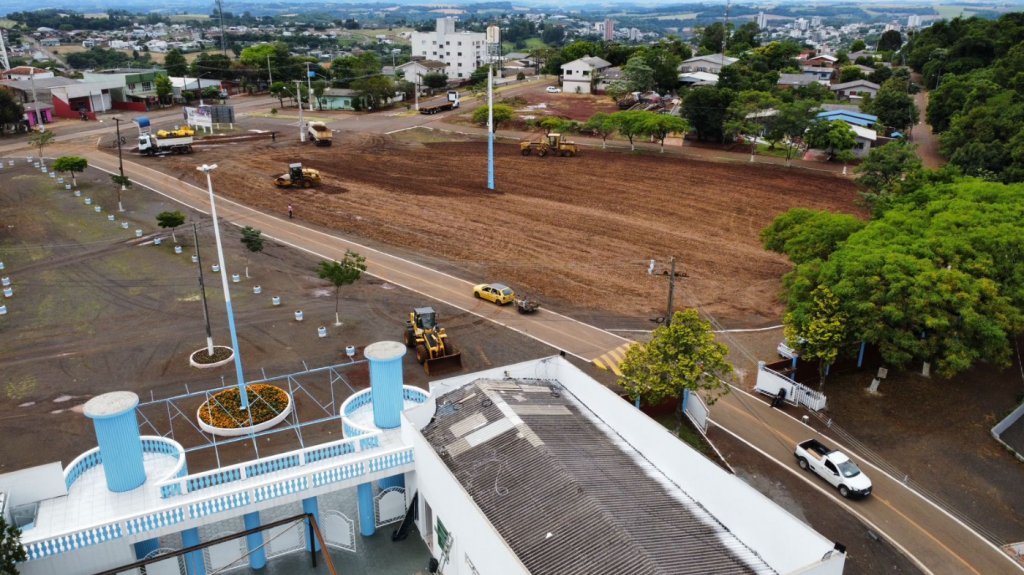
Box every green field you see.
[935,6,974,18]
[0,18,16,28]
[169,14,211,21]
[502,37,546,53]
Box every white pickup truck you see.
[794,439,872,498]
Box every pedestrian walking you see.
[271,131,276,142]
[288,204,293,219]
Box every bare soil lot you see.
[153,130,863,327]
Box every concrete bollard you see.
[65,184,71,190]
[271,296,281,306]
[153,237,162,246]
[174,245,183,254]
[318,326,328,338]
[108,214,115,221]
[121,222,129,229]
[211,264,220,273]
[1,277,9,286]
[0,304,6,315]
[232,273,240,283]
[135,229,143,238]
[84,198,92,205]
[49,172,55,178]
[345,345,356,358]
[94,206,102,213]
[0,261,4,270]
[294,310,304,322]
[191,254,198,263]
[32,161,39,168]
[3,287,12,298]
[57,177,64,184]
[253,285,262,294]
[74,190,81,197]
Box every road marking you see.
[592,343,634,376]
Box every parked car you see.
[794,439,872,498]
[473,283,515,305]
[546,86,562,93]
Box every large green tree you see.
[610,110,648,150]
[855,141,923,212]
[331,52,382,87]
[471,104,515,130]
[52,155,87,187]
[351,75,394,110]
[772,179,1024,378]
[765,100,817,166]
[878,30,903,52]
[640,113,689,152]
[621,55,655,93]
[0,515,27,575]
[786,285,848,388]
[240,43,294,81]
[155,73,173,104]
[164,49,188,77]
[865,77,918,132]
[583,112,617,148]
[805,120,856,159]
[29,130,55,168]
[761,208,866,265]
[157,210,186,243]
[619,309,733,410]
[682,86,732,142]
[317,250,367,326]
[0,90,26,134]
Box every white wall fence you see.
[991,401,1024,463]
[754,365,828,412]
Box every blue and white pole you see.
[198,164,249,410]
[487,63,495,191]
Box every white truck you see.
[307,121,332,147]
[135,118,194,156]
[794,439,873,498]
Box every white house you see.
[395,60,448,86]
[679,53,738,74]
[560,55,611,94]
[410,17,487,81]
[2,66,55,81]
[830,79,880,101]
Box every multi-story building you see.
[411,17,487,81]
[756,12,768,30]
[603,18,614,41]
[907,15,923,28]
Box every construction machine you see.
[520,133,579,157]
[273,162,322,188]
[404,307,462,374]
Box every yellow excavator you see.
[404,307,463,374]
[274,162,322,188]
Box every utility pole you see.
[666,256,676,327]
[267,54,273,87]
[0,28,10,71]
[305,62,315,111]
[295,80,306,142]
[30,69,44,132]
[414,74,420,112]
[216,0,227,57]
[193,222,215,356]
[113,116,126,212]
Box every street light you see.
[197,163,250,410]
[305,62,314,112]
[112,115,126,212]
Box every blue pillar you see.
[181,527,206,575]
[377,474,405,490]
[83,392,145,492]
[634,397,640,409]
[133,538,160,561]
[857,341,866,368]
[357,483,376,537]
[790,356,798,381]
[364,341,406,429]
[243,511,267,570]
[681,389,690,414]
[302,496,321,553]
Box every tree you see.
[610,110,647,150]
[865,77,918,132]
[190,52,232,79]
[352,75,394,110]
[111,175,131,192]
[155,74,173,105]
[850,39,867,52]
[421,72,447,91]
[640,113,689,153]
[469,65,492,85]
[855,141,923,211]
[583,112,616,148]
[878,30,903,52]
[724,90,779,157]
[0,515,27,575]
[785,285,848,388]
[156,210,185,243]
[537,116,570,135]
[621,55,655,93]
[239,226,264,278]
[838,65,863,83]
[312,80,327,110]
[766,100,816,166]
[241,43,293,81]
[52,156,87,187]
[269,81,290,107]
[681,86,732,142]
[317,250,367,326]
[28,130,55,168]
[164,49,188,77]
[618,309,732,412]
[696,22,726,55]
[330,52,381,87]
[471,104,515,130]
[805,120,856,159]
[761,208,866,265]
[0,90,25,134]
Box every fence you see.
[991,401,1024,463]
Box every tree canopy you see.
[164,49,188,77]
[318,250,367,325]
[52,156,87,186]
[471,104,515,130]
[768,178,1024,378]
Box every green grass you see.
[654,413,712,456]
[0,18,17,28]
[935,6,973,18]
[502,37,547,53]
[755,143,794,159]
[168,14,210,21]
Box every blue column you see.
[857,341,867,368]
[790,356,798,381]
[181,527,206,575]
[243,511,267,570]
[357,482,376,537]
[83,392,145,492]
[302,496,321,553]
[377,474,405,490]
[133,538,160,561]
[364,341,406,429]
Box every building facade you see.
[410,18,486,81]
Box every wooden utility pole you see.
[666,256,676,327]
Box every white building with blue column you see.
[1,347,846,575]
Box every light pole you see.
[197,163,250,410]
[486,25,501,191]
[295,80,306,142]
[305,62,314,112]
[113,116,126,212]
[30,69,44,132]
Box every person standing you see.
[288,204,293,219]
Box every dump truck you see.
[273,163,321,188]
[135,118,194,156]
[520,133,579,157]
[404,307,462,374]
[307,121,332,146]
[419,91,460,115]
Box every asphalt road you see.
[3,93,1016,574]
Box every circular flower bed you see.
[197,384,292,437]
[190,345,235,369]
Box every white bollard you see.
[94,206,102,213]
[153,237,162,246]
[0,304,6,315]
[211,264,220,273]
[174,245,183,254]
[232,273,240,283]
[3,287,12,298]
[135,229,143,237]
[0,261,4,270]
[318,326,327,338]
[74,190,81,197]
[191,254,198,263]
[84,198,92,205]
[345,345,356,357]
[253,285,262,294]
[294,310,304,322]
[108,214,115,221]
[271,296,281,306]
[1,277,9,286]
[121,222,130,229]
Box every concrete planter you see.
[253,285,262,294]
[121,222,130,229]
[174,245,183,254]
[318,326,328,338]
[232,273,240,283]
[271,296,281,306]
[189,345,235,369]
[135,229,143,237]
[0,304,7,315]
[74,190,81,197]
[108,214,115,221]
[84,198,92,205]
[294,310,304,321]
[196,389,293,438]
[211,264,220,273]
[3,287,12,298]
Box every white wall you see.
[19,538,136,575]
[414,357,844,575]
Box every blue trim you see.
[857,341,866,368]
[93,410,145,493]
[244,512,267,570]
[370,353,405,430]
[302,496,321,552]
[377,474,404,490]
[133,538,160,561]
[357,483,375,537]
[487,131,495,190]
[223,299,249,410]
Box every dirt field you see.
[154,130,863,328]
[511,92,620,122]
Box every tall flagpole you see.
[486,25,500,191]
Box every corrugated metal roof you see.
[421,379,775,575]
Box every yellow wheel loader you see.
[404,307,463,375]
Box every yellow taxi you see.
[473,283,515,305]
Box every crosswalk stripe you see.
[592,343,636,377]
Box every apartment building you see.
[411,17,487,81]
